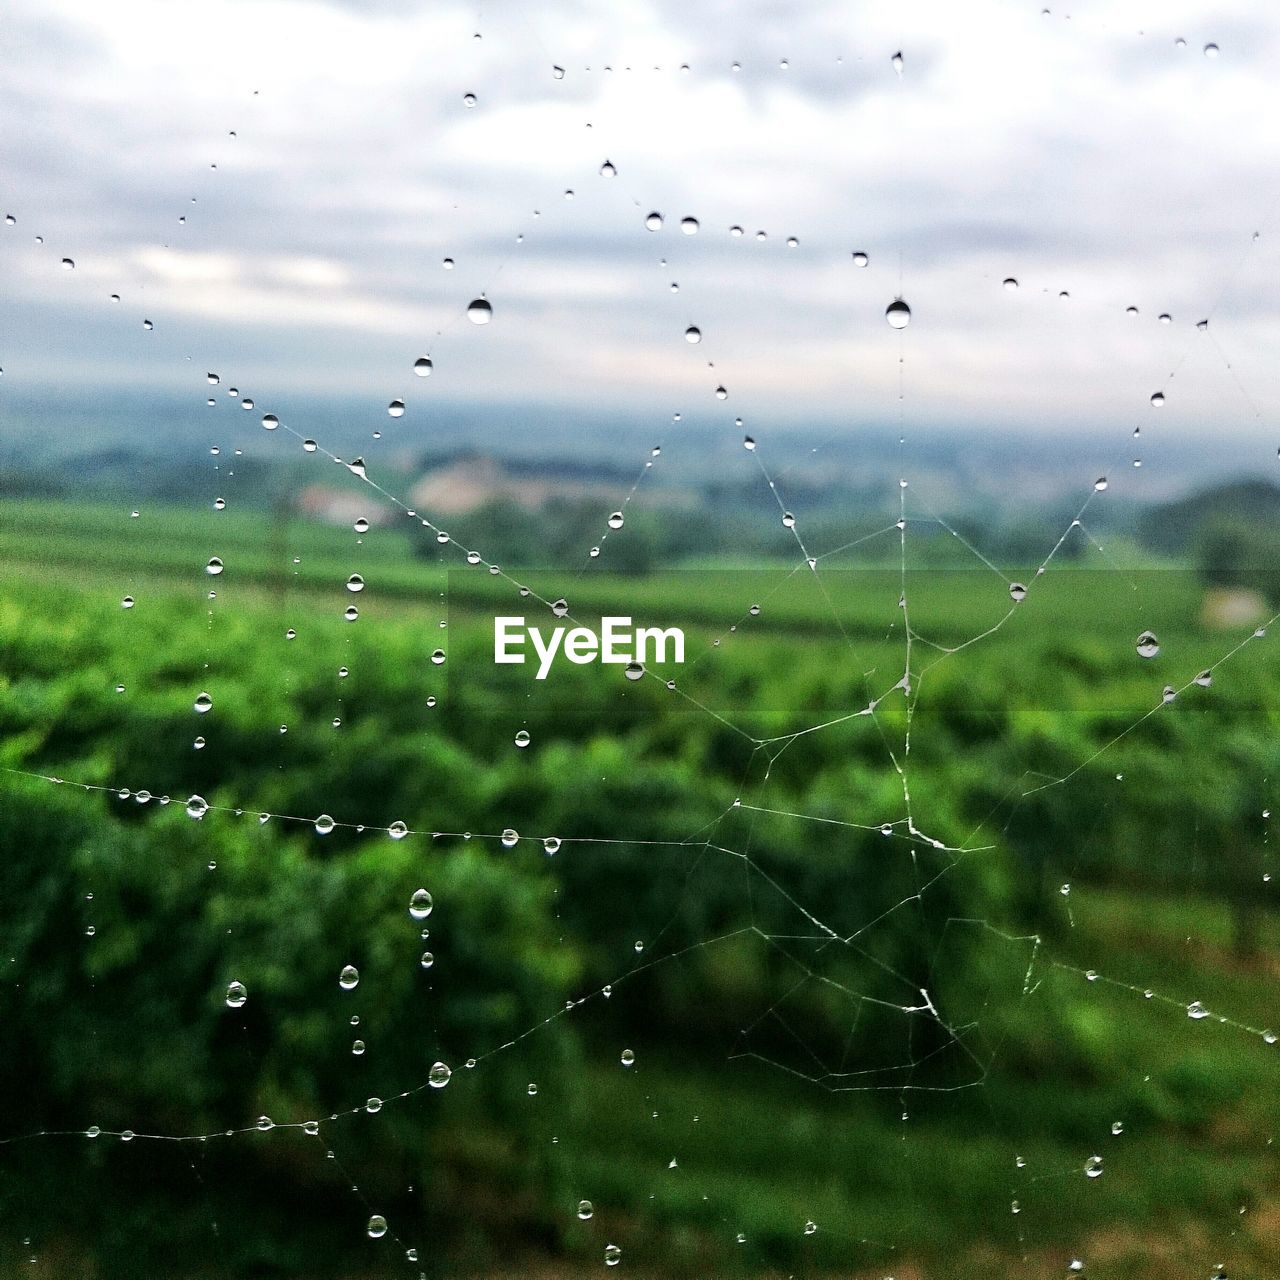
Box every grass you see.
[1,497,1278,1277]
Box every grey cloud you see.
[3,0,1280,449]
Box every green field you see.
[2,499,1278,1278]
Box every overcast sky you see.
[2,0,1278,461]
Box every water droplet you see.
[205,557,224,576]
[193,691,213,714]
[680,217,699,235]
[1084,1154,1103,1178]
[121,596,135,609]
[1003,277,1019,291]
[852,251,869,267]
[803,1220,818,1235]
[315,814,336,835]
[339,965,359,990]
[1194,669,1213,687]
[1094,476,1108,491]
[501,828,520,848]
[186,794,209,820]
[261,413,279,431]
[543,836,561,854]
[620,1048,636,1067]
[462,92,476,107]
[604,1244,622,1266]
[1136,631,1160,659]
[346,574,365,593]
[684,326,702,344]
[781,512,796,528]
[467,298,492,324]
[429,1061,452,1088]
[1009,582,1027,602]
[367,1215,387,1239]
[624,661,644,681]
[577,1199,594,1220]
[409,889,433,919]
[551,598,569,618]
[1111,1120,1124,1135]
[599,159,616,177]
[514,729,531,748]
[60,257,74,270]
[1150,391,1165,407]
[552,64,565,79]
[885,299,911,329]
[225,980,247,1008]
[387,400,405,418]
[1187,1000,1210,1020]
[1204,42,1219,57]
[608,511,624,529]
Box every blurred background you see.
[2,1,1280,1276]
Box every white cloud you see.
[2,0,1277,455]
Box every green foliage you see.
[3,503,1280,1276]
[1196,514,1280,603]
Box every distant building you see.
[409,455,623,517]
[1201,586,1268,631]
[296,485,387,528]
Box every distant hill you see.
[1138,478,1280,557]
